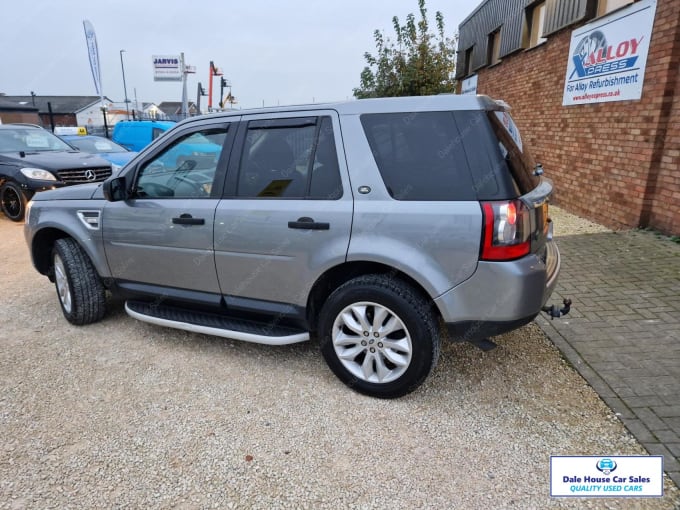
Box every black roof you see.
[0,95,108,114]
[0,97,39,112]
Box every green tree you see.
[353,0,457,99]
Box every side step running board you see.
[125,300,310,345]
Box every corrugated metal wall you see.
[456,0,595,79]
[544,0,591,35]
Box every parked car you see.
[60,134,138,171]
[112,120,175,151]
[0,124,111,221]
[24,95,562,398]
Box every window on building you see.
[597,0,633,16]
[527,1,547,48]
[487,29,502,65]
[464,47,474,76]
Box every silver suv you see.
[24,95,561,398]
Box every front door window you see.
[136,128,228,199]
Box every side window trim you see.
[210,122,239,199]
[248,117,318,129]
[223,120,249,197]
[303,120,323,197]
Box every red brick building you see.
[0,98,39,124]
[0,96,107,131]
[456,0,679,234]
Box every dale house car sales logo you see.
[550,455,663,498]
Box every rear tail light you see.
[481,200,531,261]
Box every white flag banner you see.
[83,20,103,96]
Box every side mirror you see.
[103,176,128,202]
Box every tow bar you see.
[542,298,572,319]
[469,298,573,352]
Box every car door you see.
[214,112,352,310]
[102,117,239,302]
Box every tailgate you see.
[485,108,552,255]
[521,177,553,255]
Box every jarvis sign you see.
[562,0,656,106]
[152,55,182,82]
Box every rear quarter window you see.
[451,110,505,198]
[360,112,475,201]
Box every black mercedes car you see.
[0,124,111,221]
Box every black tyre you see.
[0,182,27,222]
[318,275,440,398]
[52,238,106,325]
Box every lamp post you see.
[119,49,130,120]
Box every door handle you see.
[288,216,330,230]
[172,214,205,225]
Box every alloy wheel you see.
[331,301,413,384]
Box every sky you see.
[0,0,481,111]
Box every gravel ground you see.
[1,207,679,509]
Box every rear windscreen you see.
[486,110,540,194]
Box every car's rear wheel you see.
[0,182,27,222]
[318,275,440,398]
[52,238,106,325]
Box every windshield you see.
[67,137,128,154]
[0,127,74,153]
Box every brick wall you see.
[38,113,77,129]
[645,2,680,234]
[0,111,41,124]
[469,0,680,234]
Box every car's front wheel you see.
[0,182,27,222]
[52,238,106,325]
[318,275,440,398]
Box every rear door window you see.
[360,112,475,201]
[234,116,343,200]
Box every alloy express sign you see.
[570,35,641,78]
[563,0,657,106]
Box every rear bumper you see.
[435,240,560,327]
[446,315,538,342]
